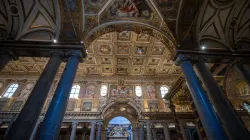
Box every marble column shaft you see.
[38,55,80,140]
[70,122,78,140]
[180,59,228,140]
[89,122,96,140]
[96,122,103,140]
[195,59,250,139]
[163,123,171,140]
[6,54,61,140]
[139,122,144,140]
[0,54,11,72]
[179,122,187,140]
[146,122,151,140]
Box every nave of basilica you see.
[0,0,250,140]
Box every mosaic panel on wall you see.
[149,102,159,112]
[20,83,34,98]
[67,99,77,111]
[236,82,250,96]
[110,85,133,97]
[10,101,24,111]
[84,85,95,98]
[147,85,156,99]
[82,102,92,111]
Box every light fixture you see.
[53,39,57,43]
[80,41,83,44]
[201,45,206,50]
[120,107,126,111]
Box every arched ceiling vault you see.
[81,0,178,48]
[0,0,60,41]
[175,0,250,62]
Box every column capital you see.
[72,121,78,125]
[90,121,96,125]
[97,121,103,125]
[64,51,85,63]
[175,56,191,66]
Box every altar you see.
[108,125,129,140]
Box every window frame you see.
[135,85,142,97]
[100,84,108,96]
[160,85,169,98]
[2,83,19,98]
[69,84,80,99]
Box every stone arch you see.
[101,100,142,128]
[101,100,142,119]
[83,21,176,54]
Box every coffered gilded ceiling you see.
[0,31,181,77]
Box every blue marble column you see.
[194,59,250,139]
[96,122,103,140]
[38,55,79,140]
[90,122,96,140]
[0,54,11,71]
[139,122,144,140]
[179,58,228,140]
[6,53,61,140]
[70,122,78,140]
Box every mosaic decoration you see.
[236,82,250,96]
[84,85,95,98]
[82,102,92,111]
[20,83,34,98]
[10,101,24,111]
[110,85,133,97]
[67,99,77,111]
[149,102,159,112]
[147,85,156,99]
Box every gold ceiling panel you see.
[1,31,181,77]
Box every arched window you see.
[135,86,142,97]
[70,84,80,99]
[243,103,250,112]
[160,86,169,98]
[100,85,108,96]
[3,83,19,98]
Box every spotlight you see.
[53,39,57,43]
[201,45,206,50]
